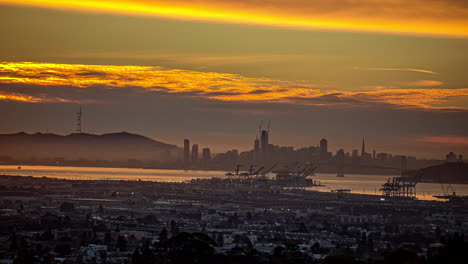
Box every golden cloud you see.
[0,62,321,102]
[0,62,467,110]
[362,68,438,75]
[1,0,468,37]
[0,93,43,102]
[398,80,444,88]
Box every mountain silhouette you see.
[0,132,181,162]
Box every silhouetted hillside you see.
[411,162,468,184]
[0,132,181,162]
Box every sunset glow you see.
[2,0,468,37]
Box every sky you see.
[0,0,467,159]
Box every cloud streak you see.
[361,68,439,75]
[1,62,467,111]
[1,0,468,37]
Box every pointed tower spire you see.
[361,138,366,156]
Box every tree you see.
[311,242,320,253]
[97,204,104,214]
[170,220,180,236]
[13,239,36,264]
[131,248,141,264]
[59,202,75,212]
[216,233,224,247]
[116,235,127,251]
[9,232,17,251]
[55,244,71,256]
[104,231,112,244]
[246,211,253,220]
[159,228,168,243]
[298,223,308,233]
[39,230,53,241]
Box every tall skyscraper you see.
[320,138,328,153]
[260,130,269,162]
[202,148,211,161]
[253,138,260,162]
[191,144,199,162]
[183,139,190,164]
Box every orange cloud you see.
[0,92,71,103]
[1,0,468,37]
[1,62,467,110]
[0,62,321,102]
[341,89,468,109]
[0,93,43,102]
[399,80,443,88]
[362,68,438,75]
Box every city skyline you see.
[0,112,465,161]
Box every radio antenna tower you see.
[76,106,82,134]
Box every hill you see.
[409,162,468,184]
[0,132,181,162]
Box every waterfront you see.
[1,165,467,200]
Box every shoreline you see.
[1,163,402,176]
[0,173,449,203]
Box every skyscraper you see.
[361,138,366,156]
[183,139,190,164]
[192,144,199,162]
[202,148,211,161]
[253,138,260,162]
[260,130,269,162]
[320,138,328,153]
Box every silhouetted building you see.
[376,152,389,161]
[320,138,328,153]
[253,138,260,163]
[202,148,211,161]
[459,154,464,162]
[351,149,360,165]
[335,149,345,161]
[373,149,376,159]
[183,139,190,164]
[446,152,457,162]
[191,144,199,163]
[261,130,269,162]
[361,138,366,157]
[319,138,332,162]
